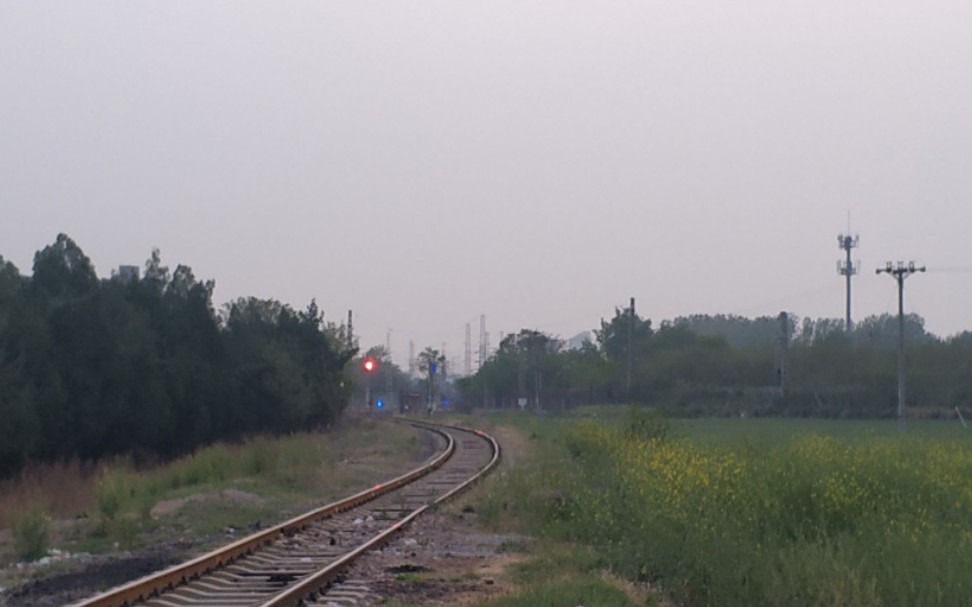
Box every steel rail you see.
[70,423,455,607]
[68,420,499,607]
[261,420,501,607]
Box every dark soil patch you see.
[3,550,180,607]
[385,563,432,574]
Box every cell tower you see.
[837,233,859,332]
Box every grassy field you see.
[465,407,972,607]
[0,416,426,566]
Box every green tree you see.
[595,305,653,362]
[416,347,446,412]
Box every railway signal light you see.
[362,357,378,373]
[376,399,384,409]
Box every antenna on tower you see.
[837,225,860,332]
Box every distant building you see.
[116,265,139,284]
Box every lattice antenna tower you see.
[837,232,860,332]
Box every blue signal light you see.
[376,399,384,409]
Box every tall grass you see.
[487,416,972,607]
[1,419,421,562]
[0,460,93,528]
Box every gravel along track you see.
[66,420,499,607]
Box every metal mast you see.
[837,234,859,332]
[876,261,925,432]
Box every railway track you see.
[70,419,500,607]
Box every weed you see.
[95,465,129,522]
[496,539,529,553]
[12,509,50,561]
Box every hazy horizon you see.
[3,2,971,368]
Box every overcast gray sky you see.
[2,1,971,369]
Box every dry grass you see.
[0,460,96,527]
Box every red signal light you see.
[363,357,378,373]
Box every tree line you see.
[0,234,355,479]
[457,304,972,418]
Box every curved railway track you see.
[70,419,500,607]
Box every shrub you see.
[12,509,50,561]
[95,466,130,522]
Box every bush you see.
[12,509,50,562]
[95,466,130,522]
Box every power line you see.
[876,261,925,433]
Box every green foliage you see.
[239,436,274,476]
[95,465,133,522]
[490,417,972,607]
[623,406,669,442]
[475,541,641,607]
[0,236,355,479]
[596,304,653,362]
[11,509,51,562]
[482,575,639,607]
[457,299,971,417]
[172,446,234,487]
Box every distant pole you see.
[837,234,859,332]
[478,315,487,370]
[347,310,353,350]
[385,329,394,410]
[408,340,415,379]
[778,311,788,396]
[876,261,925,432]
[465,323,472,376]
[627,297,635,399]
[517,334,525,406]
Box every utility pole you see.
[385,329,393,411]
[347,310,353,350]
[876,261,925,432]
[837,233,859,332]
[478,315,487,370]
[464,323,472,376]
[627,297,635,399]
[778,311,788,396]
[517,334,526,409]
[441,342,447,377]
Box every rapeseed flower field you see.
[501,416,972,606]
